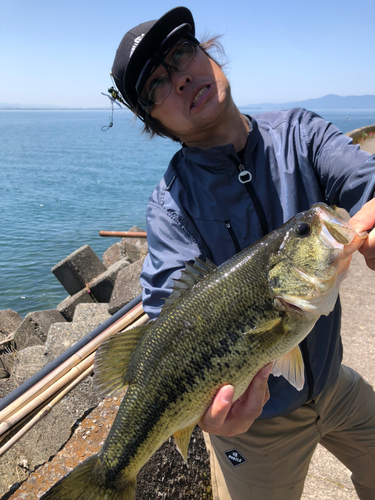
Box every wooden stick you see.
[0,304,146,424]
[99,231,147,238]
[0,313,149,439]
[0,365,93,457]
[0,353,95,437]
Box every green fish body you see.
[40,203,366,500]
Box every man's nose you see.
[173,71,192,93]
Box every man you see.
[110,7,375,499]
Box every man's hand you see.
[199,364,273,437]
[350,198,375,271]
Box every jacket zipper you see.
[228,153,270,236]
[225,221,241,253]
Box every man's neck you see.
[181,103,250,151]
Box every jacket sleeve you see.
[140,200,203,319]
[301,111,375,215]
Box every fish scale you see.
[40,203,367,500]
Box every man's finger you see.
[234,364,272,417]
[199,385,234,431]
[350,198,375,233]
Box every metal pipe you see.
[99,231,147,238]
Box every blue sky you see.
[1,0,374,108]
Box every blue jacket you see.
[140,108,375,419]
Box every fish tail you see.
[40,453,136,500]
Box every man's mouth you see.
[191,86,210,108]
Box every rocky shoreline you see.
[0,229,212,499]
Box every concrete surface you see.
[361,135,375,155]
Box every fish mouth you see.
[315,204,367,255]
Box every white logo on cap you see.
[130,34,145,57]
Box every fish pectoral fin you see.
[173,423,196,463]
[272,345,305,391]
[245,318,282,337]
[244,318,284,350]
[93,325,148,397]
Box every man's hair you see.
[134,36,226,143]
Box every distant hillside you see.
[243,94,375,110]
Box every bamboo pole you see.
[0,365,93,457]
[0,353,95,439]
[0,304,146,424]
[99,231,147,238]
[0,312,149,441]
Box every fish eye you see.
[294,222,311,237]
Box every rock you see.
[88,258,131,303]
[13,310,67,351]
[108,258,145,315]
[0,310,23,341]
[56,288,96,322]
[11,346,45,386]
[51,245,107,296]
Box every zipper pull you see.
[238,164,252,184]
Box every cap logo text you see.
[130,34,145,57]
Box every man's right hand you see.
[199,364,272,437]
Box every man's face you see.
[143,43,232,145]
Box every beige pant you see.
[204,365,375,500]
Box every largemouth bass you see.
[41,203,367,500]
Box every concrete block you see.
[0,310,23,341]
[88,258,130,303]
[0,352,16,379]
[102,226,147,266]
[11,346,45,386]
[13,310,67,351]
[72,303,111,323]
[108,257,145,315]
[51,245,107,295]
[102,242,122,267]
[0,377,18,402]
[44,318,109,365]
[56,288,96,322]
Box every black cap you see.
[111,7,195,117]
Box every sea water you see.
[0,108,374,317]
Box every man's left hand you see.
[349,198,375,270]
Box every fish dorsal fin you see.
[93,324,148,397]
[173,423,196,463]
[272,345,305,391]
[162,258,217,312]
